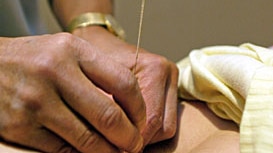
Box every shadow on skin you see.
[144,100,239,153]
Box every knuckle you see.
[34,34,77,77]
[147,113,163,131]
[38,55,58,69]
[147,55,169,72]
[53,32,75,47]
[53,33,93,61]
[18,33,79,77]
[33,53,62,77]
[52,32,80,56]
[76,130,98,152]
[97,106,123,130]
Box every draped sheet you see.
[177,43,273,153]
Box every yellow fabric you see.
[177,43,273,153]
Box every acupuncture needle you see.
[133,0,146,74]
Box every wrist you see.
[52,0,113,28]
[67,12,126,40]
[72,25,108,37]
[72,26,120,45]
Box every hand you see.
[73,26,179,145]
[0,33,146,153]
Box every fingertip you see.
[127,134,144,153]
[137,135,145,153]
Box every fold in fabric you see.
[177,43,273,153]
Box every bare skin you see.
[71,26,179,145]
[144,100,239,153]
[0,28,178,153]
[0,0,179,152]
[0,100,239,153]
[52,0,179,146]
[0,33,147,153]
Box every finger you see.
[40,97,119,153]
[77,46,146,130]
[12,127,78,153]
[53,62,143,152]
[140,67,169,145]
[150,64,179,143]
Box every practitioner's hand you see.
[73,26,179,145]
[0,33,146,153]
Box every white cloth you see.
[177,43,273,153]
[0,0,61,36]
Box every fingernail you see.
[131,135,144,153]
